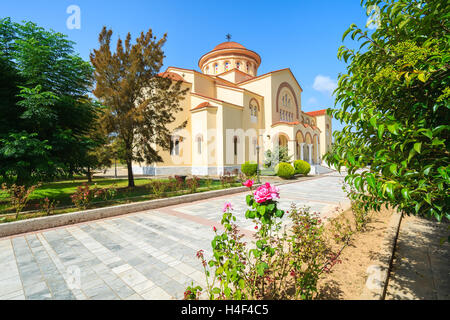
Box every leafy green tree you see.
[90,27,188,187]
[324,0,449,222]
[0,18,102,184]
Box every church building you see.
[132,41,332,176]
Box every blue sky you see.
[1,0,372,131]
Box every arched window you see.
[225,61,230,71]
[253,137,257,155]
[236,61,241,69]
[170,136,180,156]
[214,63,218,74]
[233,136,238,156]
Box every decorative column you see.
[308,144,313,164]
[316,136,320,164]
[288,140,296,162]
[300,143,305,161]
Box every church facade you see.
[132,41,332,176]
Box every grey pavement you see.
[0,172,349,300]
[385,215,450,300]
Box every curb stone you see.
[360,210,403,300]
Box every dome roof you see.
[198,41,261,71]
[213,41,246,51]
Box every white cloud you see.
[312,75,337,96]
[306,97,318,106]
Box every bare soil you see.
[317,206,393,299]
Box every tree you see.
[324,0,449,222]
[82,110,114,182]
[0,18,101,184]
[90,27,188,187]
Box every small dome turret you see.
[198,41,261,77]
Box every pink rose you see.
[223,202,233,212]
[243,179,254,188]
[253,182,280,204]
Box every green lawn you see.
[0,176,242,223]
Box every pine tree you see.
[90,27,188,187]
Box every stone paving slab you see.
[385,215,450,300]
[0,172,349,300]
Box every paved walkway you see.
[386,215,450,300]
[0,172,349,300]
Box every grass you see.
[0,176,242,223]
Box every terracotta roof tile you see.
[157,71,184,82]
[305,109,327,117]
[191,102,211,111]
[213,41,246,50]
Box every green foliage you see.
[70,183,94,210]
[274,162,295,179]
[241,161,258,177]
[324,0,450,222]
[264,146,292,168]
[186,184,338,300]
[149,180,167,197]
[1,183,40,219]
[294,160,311,175]
[90,27,188,187]
[186,176,200,193]
[0,18,102,184]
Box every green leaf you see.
[366,173,376,190]
[212,287,221,294]
[401,188,410,200]
[256,262,269,277]
[413,142,422,154]
[378,124,385,139]
[389,164,398,175]
[418,73,426,82]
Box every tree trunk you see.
[126,159,135,188]
[87,166,92,182]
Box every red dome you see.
[213,41,246,51]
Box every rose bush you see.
[184,181,338,300]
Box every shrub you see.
[1,183,40,219]
[294,160,311,175]
[220,175,236,188]
[184,182,339,300]
[204,177,213,190]
[186,176,200,193]
[241,161,258,177]
[174,175,186,189]
[70,183,94,210]
[275,162,295,179]
[150,180,167,197]
[325,0,449,222]
[40,197,59,216]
